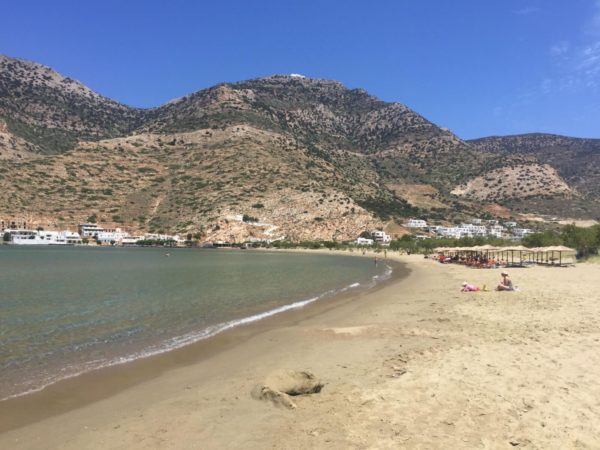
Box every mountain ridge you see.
[1,54,598,241]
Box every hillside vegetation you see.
[1,55,599,241]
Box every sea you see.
[0,246,391,400]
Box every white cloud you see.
[541,42,600,94]
[578,42,600,82]
[550,41,570,57]
[540,3,600,95]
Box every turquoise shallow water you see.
[0,246,390,399]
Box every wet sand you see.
[2,253,600,449]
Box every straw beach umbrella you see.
[544,245,576,266]
[502,245,531,266]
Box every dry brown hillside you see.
[2,54,600,239]
[0,125,380,241]
[451,163,572,202]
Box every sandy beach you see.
[2,253,600,449]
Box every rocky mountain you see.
[0,55,598,242]
[468,134,600,218]
[0,55,145,155]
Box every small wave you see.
[1,296,323,401]
[1,268,392,402]
[339,282,360,292]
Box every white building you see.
[504,221,518,228]
[78,223,134,244]
[4,229,82,245]
[79,223,124,238]
[96,230,129,244]
[371,230,391,244]
[355,237,374,246]
[488,225,505,238]
[144,233,181,242]
[405,219,428,228]
[437,227,465,239]
[460,223,487,237]
[78,223,104,237]
[121,236,144,246]
[48,230,82,244]
[425,225,443,233]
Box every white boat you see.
[3,229,83,245]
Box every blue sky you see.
[1,0,599,139]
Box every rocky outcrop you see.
[451,163,572,202]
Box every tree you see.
[418,238,437,253]
[3,232,10,242]
[390,235,417,253]
[522,231,563,248]
[561,224,598,258]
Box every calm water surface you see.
[0,246,389,399]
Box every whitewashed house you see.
[371,230,391,244]
[488,225,505,238]
[121,236,144,246]
[355,237,374,246]
[425,225,443,233]
[4,229,82,245]
[78,223,105,237]
[405,219,428,228]
[512,228,533,239]
[460,223,487,237]
[96,229,129,244]
[437,227,464,239]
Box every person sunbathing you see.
[497,271,515,291]
[461,281,481,292]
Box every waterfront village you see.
[1,220,184,247]
[354,219,533,245]
[1,216,534,247]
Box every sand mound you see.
[251,369,323,409]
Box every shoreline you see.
[2,254,600,448]
[0,250,404,433]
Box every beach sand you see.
[1,253,600,449]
